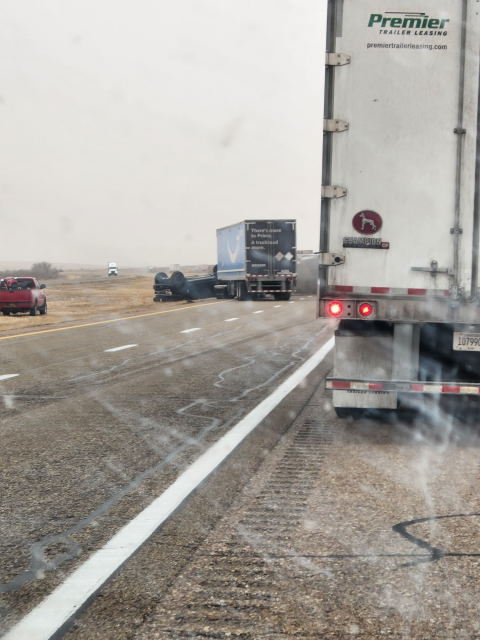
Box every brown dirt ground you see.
[0,274,163,333]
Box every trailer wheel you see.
[274,293,291,301]
[154,271,169,283]
[334,407,366,420]
[170,271,186,290]
[237,281,250,301]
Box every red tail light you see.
[327,301,343,317]
[358,302,375,318]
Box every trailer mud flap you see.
[333,329,397,409]
[333,389,397,409]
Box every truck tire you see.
[2,310,10,316]
[170,271,186,291]
[237,281,249,301]
[154,271,169,283]
[39,301,48,315]
[274,292,291,301]
[334,407,366,420]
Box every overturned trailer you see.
[153,270,218,302]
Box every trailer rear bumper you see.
[327,378,480,396]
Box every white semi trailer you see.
[318,1,480,416]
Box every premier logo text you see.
[368,13,449,30]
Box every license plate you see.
[453,332,480,351]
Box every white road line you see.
[288,301,294,304]
[224,317,239,322]
[0,374,19,381]
[180,327,201,334]
[273,305,282,308]
[3,336,334,640]
[252,310,264,314]
[104,344,138,353]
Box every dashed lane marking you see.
[273,305,282,308]
[104,344,138,353]
[180,327,201,334]
[0,374,19,381]
[252,310,264,314]
[2,336,334,640]
[0,301,227,342]
[224,317,239,322]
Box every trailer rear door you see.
[245,220,296,277]
[323,0,480,295]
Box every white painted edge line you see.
[252,310,264,314]
[0,374,19,381]
[180,327,201,334]
[104,344,138,353]
[3,336,334,640]
[224,317,239,322]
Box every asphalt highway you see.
[3,296,480,639]
[0,295,332,636]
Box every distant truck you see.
[319,0,480,417]
[0,277,47,316]
[215,220,296,300]
[107,262,118,276]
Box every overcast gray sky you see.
[0,1,326,267]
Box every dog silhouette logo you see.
[352,210,382,236]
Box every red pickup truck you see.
[0,277,47,316]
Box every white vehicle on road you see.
[107,262,118,276]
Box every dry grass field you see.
[0,274,168,333]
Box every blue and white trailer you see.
[216,220,296,300]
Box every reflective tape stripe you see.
[331,381,351,389]
[330,286,450,297]
[407,288,427,296]
[327,379,480,395]
[428,385,443,394]
[460,386,480,394]
[442,385,460,393]
[411,384,424,392]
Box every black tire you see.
[154,271,169,283]
[30,305,38,316]
[39,301,47,315]
[237,281,249,301]
[2,310,10,316]
[274,292,291,301]
[170,271,186,291]
[334,407,366,420]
